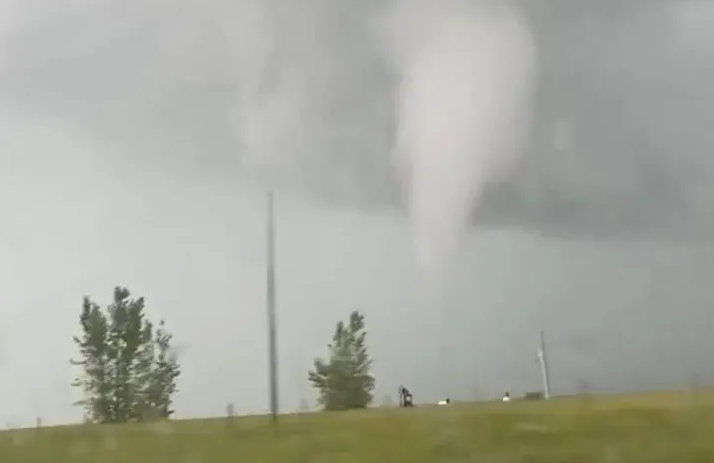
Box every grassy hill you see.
[2,391,714,462]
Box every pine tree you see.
[308,310,375,410]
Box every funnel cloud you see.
[0,1,712,240]
[376,0,536,280]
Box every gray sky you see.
[1,0,714,427]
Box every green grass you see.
[3,391,714,462]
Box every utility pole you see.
[537,330,552,399]
[266,190,279,424]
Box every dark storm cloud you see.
[508,0,714,239]
[1,0,712,238]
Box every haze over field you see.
[1,0,713,426]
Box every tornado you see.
[376,0,537,284]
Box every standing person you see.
[398,385,414,407]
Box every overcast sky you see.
[1,0,714,427]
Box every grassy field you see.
[2,391,714,462]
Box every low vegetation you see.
[2,390,714,463]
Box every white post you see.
[537,330,551,399]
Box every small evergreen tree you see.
[308,310,375,410]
